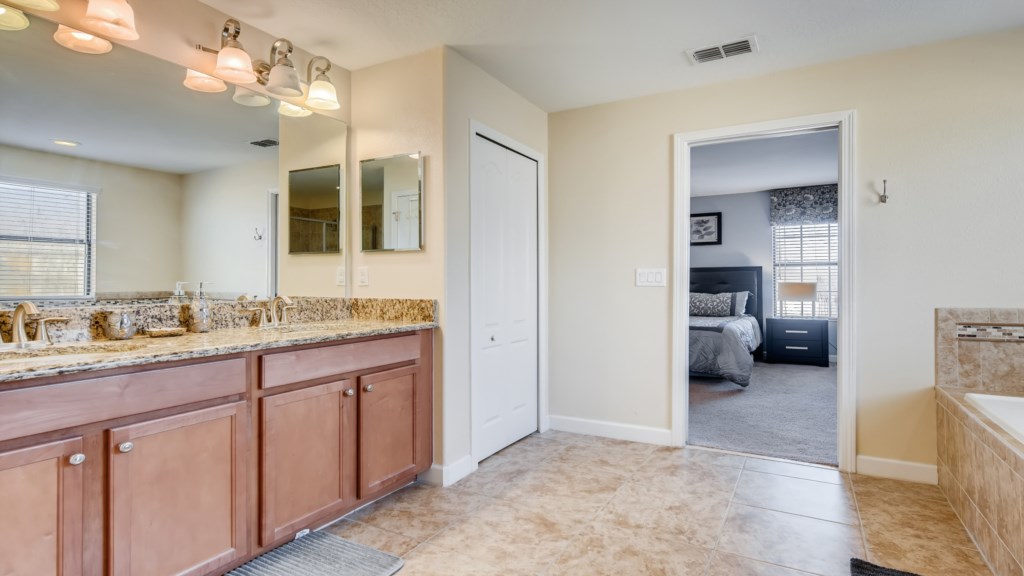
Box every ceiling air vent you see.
[686,35,758,65]
[250,139,279,148]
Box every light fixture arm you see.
[269,38,295,65]
[220,18,242,48]
[307,56,333,83]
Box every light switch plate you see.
[335,266,346,286]
[635,268,667,287]
[357,266,369,287]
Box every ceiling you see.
[199,0,1024,112]
[0,14,279,174]
[691,129,838,197]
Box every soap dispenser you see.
[169,281,189,305]
[189,281,212,333]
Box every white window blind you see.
[772,223,838,318]
[0,178,97,299]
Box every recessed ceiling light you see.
[54,24,112,54]
[52,139,80,147]
[0,4,30,31]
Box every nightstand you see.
[765,318,829,367]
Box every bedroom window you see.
[772,223,838,318]
[0,178,97,300]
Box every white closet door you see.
[471,134,539,463]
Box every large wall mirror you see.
[360,153,423,252]
[288,165,342,254]
[0,13,346,300]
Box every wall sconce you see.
[278,101,311,118]
[197,19,257,84]
[82,0,138,41]
[0,4,30,31]
[879,179,889,204]
[8,0,59,10]
[305,56,340,110]
[183,69,226,93]
[254,39,302,97]
[54,24,112,54]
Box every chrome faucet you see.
[269,295,297,327]
[11,301,40,348]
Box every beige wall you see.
[182,158,277,298]
[548,28,1024,468]
[442,47,548,465]
[0,144,182,295]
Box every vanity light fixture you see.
[232,85,271,107]
[255,39,302,97]
[202,18,257,84]
[183,69,226,93]
[304,56,340,110]
[0,4,30,31]
[9,0,59,11]
[82,0,138,41]
[277,100,311,118]
[54,24,112,54]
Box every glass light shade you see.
[11,0,59,11]
[278,101,311,118]
[266,63,302,97]
[81,0,138,41]
[0,4,30,31]
[305,77,340,110]
[214,45,256,84]
[232,85,270,107]
[183,69,226,93]
[54,25,112,54]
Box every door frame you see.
[468,120,549,464]
[671,110,858,472]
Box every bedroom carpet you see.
[689,360,838,465]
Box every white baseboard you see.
[549,414,673,446]
[856,455,938,484]
[417,454,476,487]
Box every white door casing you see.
[470,132,539,463]
[389,189,420,250]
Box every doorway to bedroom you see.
[684,126,841,466]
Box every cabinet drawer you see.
[262,335,421,389]
[0,358,246,443]
[768,321,824,342]
[772,339,824,359]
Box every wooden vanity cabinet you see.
[0,437,85,576]
[358,365,428,499]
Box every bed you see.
[689,266,764,386]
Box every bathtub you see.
[965,392,1024,445]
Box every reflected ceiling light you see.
[0,4,30,31]
[232,85,270,107]
[183,69,226,93]
[52,139,80,147]
[203,18,256,84]
[9,0,59,11]
[255,39,302,97]
[82,0,138,41]
[54,24,112,54]
[277,101,311,118]
[304,56,339,111]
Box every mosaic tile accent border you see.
[936,308,1024,393]
[957,323,1024,342]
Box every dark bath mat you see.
[851,558,921,576]
[228,530,403,576]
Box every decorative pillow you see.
[689,291,751,317]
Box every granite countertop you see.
[0,319,436,383]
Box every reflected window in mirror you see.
[360,152,423,252]
[288,165,342,254]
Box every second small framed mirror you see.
[361,152,423,251]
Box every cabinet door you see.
[109,403,247,576]
[260,379,357,545]
[358,365,421,498]
[0,437,84,576]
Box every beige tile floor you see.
[326,431,992,576]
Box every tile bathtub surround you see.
[326,431,989,576]
[937,387,1024,576]
[936,308,1024,392]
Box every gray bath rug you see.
[228,531,403,576]
[850,558,921,576]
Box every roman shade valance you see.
[769,184,838,226]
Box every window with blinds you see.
[772,223,838,318]
[0,178,97,299]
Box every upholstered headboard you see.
[690,266,764,354]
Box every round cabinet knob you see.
[344,388,355,397]
[68,453,86,466]
[117,441,134,453]
[363,384,375,393]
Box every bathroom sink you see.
[0,340,150,361]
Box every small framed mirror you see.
[288,164,343,254]
[360,152,423,251]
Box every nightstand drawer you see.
[773,339,824,359]
[765,317,829,366]
[768,321,825,342]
